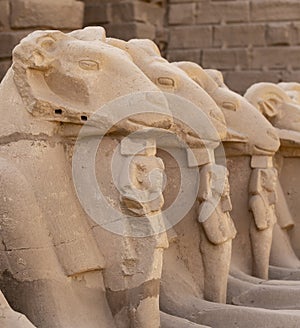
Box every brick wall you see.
[1,0,300,94]
[0,0,84,81]
[166,0,300,94]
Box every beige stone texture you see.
[0,26,172,328]
[202,49,250,71]
[0,0,9,31]
[250,0,300,22]
[198,164,236,303]
[196,1,249,25]
[245,82,300,132]
[105,22,156,41]
[169,26,212,50]
[107,37,227,141]
[2,24,300,328]
[175,62,280,155]
[249,168,278,279]
[213,24,266,48]
[168,3,196,25]
[11,0,84,29]
[0,31,30,58]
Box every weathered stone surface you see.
[167,49,201,63]
[0,60,11,80]
[223,70,280,94]
[111,2,164,26]
[202,48,250,70]
[11,0,84,29]
[169,3,196,25]
[169,26,212,49]
[0,31,29,58]
[105,22,156,40]
[84,3,110,25]
[267,23,292,46]
[214,24,265,47]
[0,0,9,31]
[252,47,300,69]
[196,1,249,24]
[291,22,300,45]
[1,1,300,326]
[251,0,300,22]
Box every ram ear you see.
[244,83,290,119]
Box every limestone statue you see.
[102,41,300,325]
[106,38,238,307]
[2,25,300,328]
[0,26,213,328]
[245,82,300,278]
[174,62,300,312]
[248,167,278,279]
[0,26,173,328]
[100,136,169,328]
[245,82,300,136]
[197,163,236,303]
[279,82,300,104]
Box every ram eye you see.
[157,77,176,87]
[79,60,99,71]
[222,102,237,111]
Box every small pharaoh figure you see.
[198,163,237,303]
[107,136,168,328]
[249,167,278,279]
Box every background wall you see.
[0,0,84,81]
[166,0,300,94]
[1,0,300,94]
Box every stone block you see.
[202,48,250,70]
[167,49,201,63]
[0,1,10,31]
[223,70,281,95]
[251,47,300,70]
[111,2,164,26]
[197,1,249,24]
[0,32,30,58]
[281,70,300,83]
[214,24,265,47]
[0,60,11,81]
[11,0,84,29]
[169,26,212,49]
[291,22,300,45]
[266,23,292,46]
[168,3,196,25]
[251,0,300,22]
[169,0,203,2]
[105,22,156,41]
[84,3,110,25]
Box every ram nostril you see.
[54,109,63,115]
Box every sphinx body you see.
[2,25,300,328]
[174,61,300,312]
[245,82,300,278]
[0,26,218,328]
[0,26,178,328]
